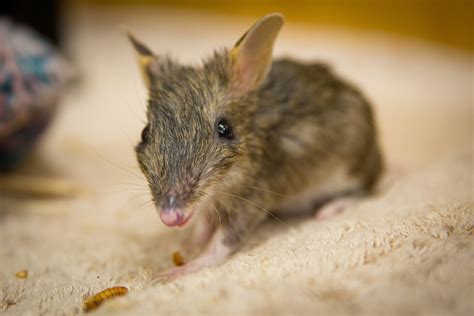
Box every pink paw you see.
[314,197,358,221]
[155,261,205,283]
[157,265,197,283]
[156,266,188,283]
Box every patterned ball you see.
[0,19,70,170]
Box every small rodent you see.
[129,13,383,281]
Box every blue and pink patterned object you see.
[0,18,70,170]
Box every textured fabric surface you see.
[1,5,473,315]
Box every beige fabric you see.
[1,5,473,315]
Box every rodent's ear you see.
[127,32,157,88]
[230,13,284,95]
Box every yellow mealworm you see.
[172,251,185,266]
[15,270,28,279]
[83,286,128,312]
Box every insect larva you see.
[172,251,185,266]
[83,286,129,312]
[15,269,28,279]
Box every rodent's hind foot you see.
[314,196,359,221]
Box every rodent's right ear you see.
[127,32,158,88]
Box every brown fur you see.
[132,14,383,251]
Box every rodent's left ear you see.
[127,32,158,89]
[229,13,284,95]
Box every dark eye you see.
[141,124,150,143]
[217,119,234,140]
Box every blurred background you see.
[81,0,474,52]
[4,0,474,51]
[0,0,472,192]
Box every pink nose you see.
[160,209,183,226]
[160,208,195,227]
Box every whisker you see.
[234,185,293,197]
[214,197,243,242]
[113,182,148,188]
[119,126,138,149]
[91,148,144,181]
[215,191,286,226]
[136,199,155,209]
[104,188,150,194]
[129,193,153,200]
[212,204,222,231]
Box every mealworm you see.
[15,269,28,279]
[83,286,128,312]
[172,251,185,266]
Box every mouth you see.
[159,208,195,227]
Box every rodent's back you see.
[249,58,383,192]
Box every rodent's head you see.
[129,14,284,227]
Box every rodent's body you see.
[129,13,383,280]
[205,58,383,244]
[238,59,382,204]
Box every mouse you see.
[128,13,384,281]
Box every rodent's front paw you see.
[155,262,203,283]
[155,266,185,283]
